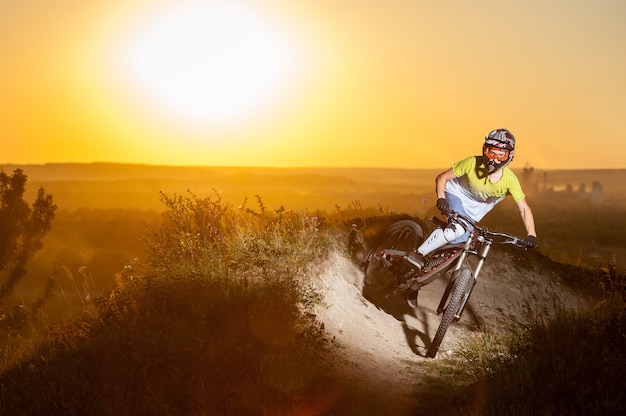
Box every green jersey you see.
[446,156,525,220]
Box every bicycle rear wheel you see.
[426,268,473,358]
[362,220,423,297]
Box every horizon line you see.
[1,161,626,172]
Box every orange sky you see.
[1,0,625,170]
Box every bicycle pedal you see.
[406,252,424,268]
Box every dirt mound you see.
[312,249,578,415]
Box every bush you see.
[143,192,332,284]
[0,192,340,415]
[0,169,56,302]
[0,276,336,415]
[0,168,56,345]
[421,271,626,415]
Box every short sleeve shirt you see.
[445,156,525,220]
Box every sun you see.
[114,1,301,130]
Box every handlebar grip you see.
[523,235,538,249]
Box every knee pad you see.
[443,222,465,241]
[418,222,466,256]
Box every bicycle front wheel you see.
[427,268,473,358]
[363,220,423,297]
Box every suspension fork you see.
[436,234,476,314]
[455,238,492,319]
[452,234,474,272]
[472,239,492,280]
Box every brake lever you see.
[501,237,526,249]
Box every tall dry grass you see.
[414,253,626,415]
[0,192,346,415]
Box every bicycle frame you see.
[369,212,523,310]
[383,245,462,290]
[436,229,493,318]
[363,211,527,358]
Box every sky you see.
[1,0,625,170]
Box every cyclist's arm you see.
[435,168,457,199]
[516,198,537,237]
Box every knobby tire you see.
[363,220,423,297]
[427,268,473,358]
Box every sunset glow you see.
[114,2,302,130]
[1,0,625,169]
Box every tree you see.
[0,169,57,304]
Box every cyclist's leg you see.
[417,223,466,255]
[445,192,472,244]
[416,193,468,256]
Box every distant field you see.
[3,163,440,213]
[3,163,626,213]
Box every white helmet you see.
[483,128,515,172]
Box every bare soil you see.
[312,250,579,415]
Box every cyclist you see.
[406,128,537,306]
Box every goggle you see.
[484,146,510,162]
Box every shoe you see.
[407,251,424,269]
[405,289,419,308]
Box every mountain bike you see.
[362,211,528,358]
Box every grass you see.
[0,192,344,415]
[0,278,339,415]
[1,193,625,415]
[477,304,625,415]
[413,256,626,415]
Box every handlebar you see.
[446,211,527,248]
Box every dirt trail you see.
[312,250,575,415]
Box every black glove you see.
[524,235,537,249]
[436,198,450,215]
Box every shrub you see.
[0,168,56,346]
[426,270,626,415]
[143,192,333,283]
[0,169,56,303]
[0,192,340,415]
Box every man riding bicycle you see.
[406,128,538,306]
